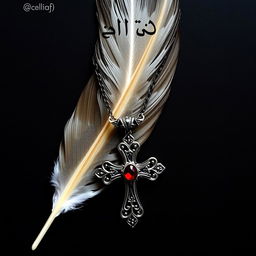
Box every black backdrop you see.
[1,0,256,255]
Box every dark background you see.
[1,0,256,255]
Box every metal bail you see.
[109,114,145,132]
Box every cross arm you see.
[95,161,123,185]
[138,157,165,181]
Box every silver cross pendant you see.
[95,133,165,227]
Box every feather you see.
[32,0,180,250]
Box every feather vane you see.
[32,0,180,250]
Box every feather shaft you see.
[32,209,57,250]
[32,0,179,250]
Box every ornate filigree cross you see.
[95,133,165,227]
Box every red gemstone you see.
[123,164,138,181]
